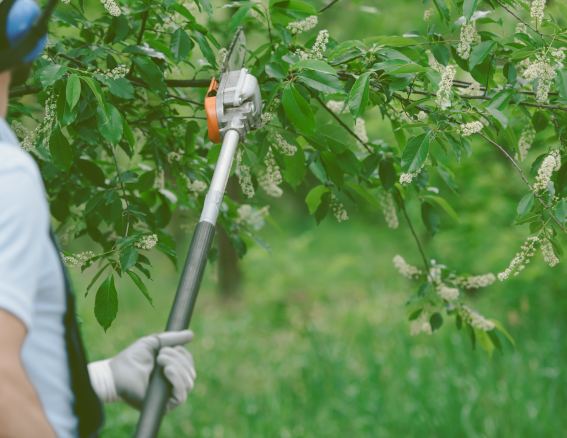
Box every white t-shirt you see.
[0,117,78,437]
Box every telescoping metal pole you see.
[133,130,240,438]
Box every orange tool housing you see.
[205,77,221,144]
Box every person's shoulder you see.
[0,141,41,179]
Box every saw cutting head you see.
[205,27,264,144]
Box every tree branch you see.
[318,0,340,13]
[110,146,132,237]
[493,0,553,39]
[314,95,372,153]
[400,200,430,273]
[129,80,205,106]
[477,131,566,233]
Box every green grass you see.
[73,206,566,437]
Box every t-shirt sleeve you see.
[0,145,49,330]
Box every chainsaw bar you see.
[221,26,247,75]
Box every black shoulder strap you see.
[50,229,105,438]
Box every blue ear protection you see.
[0,0,58,74]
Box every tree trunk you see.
[217,176,241,296]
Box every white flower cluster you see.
[326,100,348,114]
[167,151,182,163]
[183,174,207,194]
[61,0,70,4]
[423,8,434,21]
[457,21,481,60]
[516,124,536,161]
[295,30,329,61]
[429,57,446,75]
[258,148,283,198]
[236,204,270,231]
[271,132,297,156]
[515,23,527,46]
[135,234,158,250]
[456,273,496,289]
[154,167,165,190]
[498,236,539,280]
[60,251,95,268]
[236,149,255,198]
[458,121,483,137]
[286,15,317,35]
[435,64,456,110]
[534,150,561,192]
[399,156,428,184]
[393,255,423,279]
[261,112,275,123]
[377,189,398,229]
[330,194,348,222]
[354,118,369,151]
[12,93,57,151]
[95,64,128,80]
[523,53,557,102]
[541,238,560,267]
[462,81,482,96]
[459,306,495,331]
[410,311,432,336]
[530,0,545,28]
[417,111,427,122]
[437,284,459,301]
[101,0,121,16]
[384,103,412,124]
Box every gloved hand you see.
[87,330,196,414]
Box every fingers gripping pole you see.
[133,130,240,438]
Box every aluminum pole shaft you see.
[133,129,240,438]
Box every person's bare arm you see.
[0,309,57,438]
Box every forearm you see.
[0,364,57,438]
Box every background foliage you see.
[8,0,567,435]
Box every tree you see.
[8,0,567,354]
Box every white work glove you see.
[87,330,196,414]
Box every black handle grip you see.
[133,221,216,438]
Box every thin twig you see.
[314,96,372,153]
[128,9,150,78]
[400,200,430,272]
[477,132,566,233]
[110,146,131,237]
[318,0,340,13]
[552,110,567,150]
[493,0,553,39]
[130,80,205,106]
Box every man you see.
[0,1,197,437]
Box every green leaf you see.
[555,68,567,99]
[555,198,567,224]
[430,313,443,331]
[315,124,350,153]
[266,63,287,79]
[120,245,139,271]
[271,0,318,25]
[517,192,535,216]
[66,74,81,110]
[196,0,213,18]
[401,133,430,173]
[550,236,564,261]
[126,270,153,306]
[486,107,508,129]
[297,70,344,94]
[193,30,217,68]
[437,164,459,195]
[320,151,344,188]
[79,76,109,122]
[94,274,118,332]
[476,328,495,358]
[423,195,460,224]
[156,241,177,258]
[49,127,73,173]
[293,59,337,76]
[489,319,515,347]
[38,64,68,88]
[487,330,502,353]
[283,83,315,135]
[388,64,429,74]
[348,72,371,118]
[379,160,397,190]
[97,103,123,145]
[488,89,514,111]
[532,110,550,133]
[345,182,380,208]
[122,115,135,148]
[469,41,496,70]
[305,185,328,215]
[283,147,306,188]
[463,0,479,21]
[171,28,192,63]
[133,57,167,98]
[172,3,196,21]
[433,0,450,24]
[229,2,253,33]
[337,150,361,176]
[85,263,111,297]
[76,159,105,186]
[84,190,107,215]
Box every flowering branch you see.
[477,132,566,233]
[110,146,132,237]
[400,200,430,272]
[493,0,553,39]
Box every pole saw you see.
[133,27,264,438]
